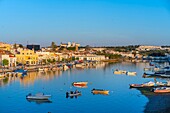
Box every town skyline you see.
[0,0,170,46]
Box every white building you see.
[75,55,106,61]
[1,54,16,67]
[137,45,161,51]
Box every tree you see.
[3,59,9,66]
[47,59,52,64]
[51,59,56,63]
[51,42,57,51]
[67,47,76,51]
[19,44,23,48]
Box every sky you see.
[0,0,170,47]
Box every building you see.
[27,45,40,51]
[36,51,56,64]
[75,55,106,61]
[137,45,161,51]
[1,54,16,67]
[0,50,16,67]
[16,49,38,65]
[0,42,11,51]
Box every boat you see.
[14,69,27,75]
[130,81,155,88]
[26,93,51,100]
[130,81,170,88]
[144,70,170,78]
[113,69,126,75]
[149,62,155,66]
[38,68,44,71]
[126,71,137,76]
[153,87,170,93]
[66,91,81,97]
[144,68,152,71]
[72,82,88,86]
[91,89,109,95]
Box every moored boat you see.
[91,89,109,95]
[14,69,27,75]
[130,81,155,88]
[130,81,170,88]
[72,82,88,86]
[66,91,81,97]
[143,70,170,78]
[113,69,126,75]
[153,87,170,93]
[26,93,51,100]
[38,68,44,71]
[126,71,137,76]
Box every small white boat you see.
[126,72,137,76]
[113,69,126,75]
[38,68,44,71]
[26,93,51,100]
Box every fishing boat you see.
[113,69,126,75]
[14,69,27,75]
[144,70,170,78]
[130,81,170,88]
[66,91,81,97]
[126,71,137,76]
[72,82,88,86]
[26,93,51,100]
[153,87,170,93]
[38,68,44,71]
[130,81,155,88]
[91,89,109,95]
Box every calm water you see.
[0,62,166,113]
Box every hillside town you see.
[0,42,170,69]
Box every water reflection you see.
[0,62,152,113]
[136,88,170,113]
[26,99,52,104]
[134,77,170,113]
[20,70,62,86]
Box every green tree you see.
[67,47,76,51]
[47,59,52,64]
[51,59,56,63]
[72,57,75,61]
[3,59,9,66]
[76,57,79,60]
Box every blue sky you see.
[0,0,170,46]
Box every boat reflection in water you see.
[26,98,52,104]
[133,84,170,113]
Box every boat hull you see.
[73,82,88,86]
[92,90,109,95]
